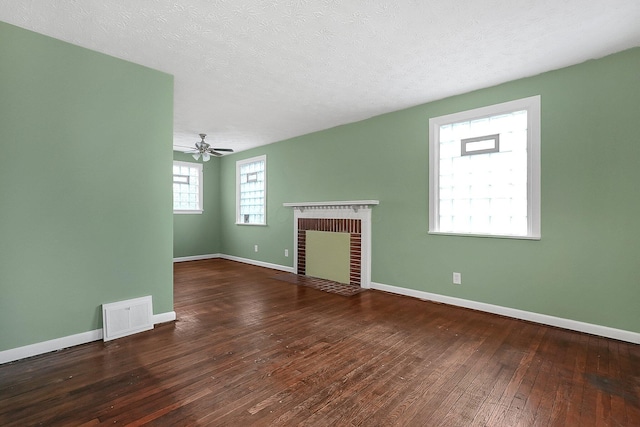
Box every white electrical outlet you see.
[285,249,289,257]
[453,272,462,285]
[254,245,258,252]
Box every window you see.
[236,155,266,225]
[429,96,541,239]
[173,161,203,213]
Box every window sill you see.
[428,231,540,241]
[174,210,203,215]
[235,222,267,226]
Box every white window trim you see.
[428,95,541,240]
[173,160,203,214]
[236,154,267,226]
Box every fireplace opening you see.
[305,230,350,284]
[297,218,362,287]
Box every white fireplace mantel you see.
[283,200,379,213]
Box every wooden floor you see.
[1,259,639,426]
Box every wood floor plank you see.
[404,319,518,425]
[353,312,490,426]
[473,324,547,426]
[620,342,640,425]
[531,329,573,426]
[0,259,638,426]
[578,336,607,427]
[608,340,628,427]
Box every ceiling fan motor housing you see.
[185,133,233,161]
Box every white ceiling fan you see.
[184,133,233,161]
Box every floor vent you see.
[102,296,153,341]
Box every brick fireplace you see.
[283,201,379,288]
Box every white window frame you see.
[428,95,541,239]
[236,154,267,226]
[173,161,203,214]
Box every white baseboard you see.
[173,253,295,274]
[173,254,221,263]
[219,254,295,273]
[153,311,177,324]
[371,282,640,344]
[0,310,177,365]
[0,329,103,365]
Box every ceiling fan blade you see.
[212,148,234,152]
[207,149,223,157]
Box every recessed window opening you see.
[173,174,190,185]
[173,161,203,214]
[428,96,541,239]
[462,134,500,155]
[236,155,267,225]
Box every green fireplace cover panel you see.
[305,230,350,284]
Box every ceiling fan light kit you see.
[185,133,233,162]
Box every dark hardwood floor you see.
[1,259,639,426]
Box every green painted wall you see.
[173,152,221,258]
[0,22,174,351]
[219,47,640,333]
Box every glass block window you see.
[173,161,203,213]
[429,96,541,239]
[236,155,266,225]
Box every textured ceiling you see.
[1,1,639,154]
